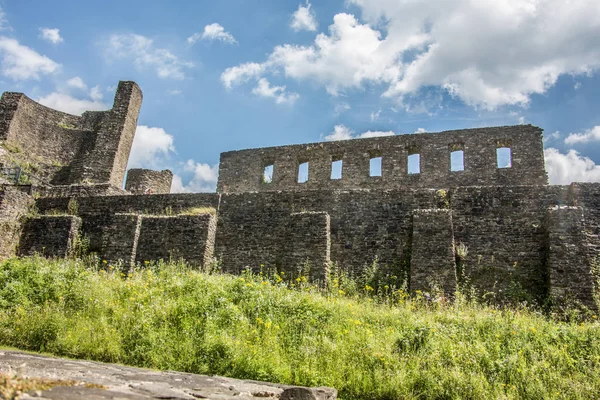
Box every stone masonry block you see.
[18,215,82,258]
[136,213,216,267]
[411,209,456,295]
[545,206,597,311]
[101,213,142,267]
[282,212,331,284]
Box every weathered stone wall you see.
[450,185,570,301]
[411,209,456,295]
[545,206,597,310]
[36,193,219,255]
[281,212,331,282]
[101,213,142,267]
[214,189,438,278]
[0,186,34,259]
[125,168,173,194]
[18,215,81,258]
[135,213,217,267]
[218,125,547,193]
[0,81,142,187]
[67,81,143,186]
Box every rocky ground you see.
[0,350,336,400]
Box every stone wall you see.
[217,125,547,193]
[0,81,142,187]
[545,206,597,310]
[0,186,34,259]
[18,215,82,258]
[101,213,142,267]
[125,168,173,194]
[281,212,331,283]
[135,213,217,267]
[411,209,456,295]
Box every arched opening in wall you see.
[407,146,420,174]
[496,146,512,168]
[331,155,343,180]
[369,151,382,177]
[450,143,464,172]
[262,164,273,184]
[298,161,309,183]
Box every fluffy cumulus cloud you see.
[171,160,219,193]
[291,1,318,32]
[0,37,60,80]
[224,0,600,109]
[128,126,176,169]
[39,28,63,44]
[107,34,193,80]
[252,78,299,104]
[37,92,107,116]
[324,124,394,141]
[564,126,600,145]
[37,77,108,115]
[188,23,237,45]
[67,76,87,90]
[221,62,266,89]
[544,148,600,185]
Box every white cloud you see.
[370,109,381,122]
[544,131,561,143]
[574,82,582,90]
[291,1,318,32]
[107,34,193,80]
[0,8,9,31]
[324,124,394,141]
[39,28,63,44]
[360,130,395,139]
[564,126,600,145]
[0,37,60,80]
[37,92,107,116]
[221,62,266,89]
[188,23,237,45]
[128,126,176,169]
[334,102,351,116]
[67,76,87,90]
[324,124,354,141]
[171,160,219,193]
[89,85,103,102]
[252,78,299,104]
[226,0,600,108]
[168,89,182,96]
[544,148,600,184]
[414,128,427,134]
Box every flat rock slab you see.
[0,350,336,400]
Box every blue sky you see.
[1,0,600,191]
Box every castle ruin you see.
[0,81,598,310]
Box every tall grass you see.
[1,257,600,399]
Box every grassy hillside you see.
[1,257,599,399]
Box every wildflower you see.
[102,260,107,264]
[338,290,345,296]
[256,317,263,325]
[144,260,150,265]
[261,281,268,285]
[365,285,374,292]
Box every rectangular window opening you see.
[331,159,343,180]
[497,147,512,168]
[450,150,464,172]
[298,161,309,183]
[370,156,382,177]
[262,164,273,184]
[408,153,420,174]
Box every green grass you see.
[1,257,600,399]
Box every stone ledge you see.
[0,350,337,400]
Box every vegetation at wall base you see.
[1,257,600,400]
